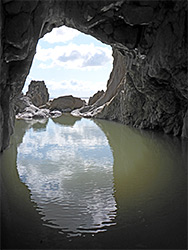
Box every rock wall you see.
[88,90,104,106]
[94,48,127,107]
[0,0,187,151]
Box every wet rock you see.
[16,105,50,120]
[88,90,104,106]
[14,93,32,114]
[50,95,85,112]
[26,80,49,107]
[72,104,105,118]
[50,110,62,118]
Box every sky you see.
[23,26,113,98]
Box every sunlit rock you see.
[16,104,50,120]
[26,80,49,107]
[88,90,104,106]
[50,95,86,112]
[14,93,33,114]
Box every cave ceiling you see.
[0,0,187,151]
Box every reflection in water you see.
[17,115,116,236]
[1,114,187,249]
[52,113,81,127]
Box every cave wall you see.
[0,0,187,151]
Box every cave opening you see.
[1,1,188,249]
[23,25,113,103]
[1,0,187,153]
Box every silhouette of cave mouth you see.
[24,25,113,104]
[0,0,187,152]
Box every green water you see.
[1,115,187,249]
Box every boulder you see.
[16,104,50,120]
[14,93,33,114]
[88,90,104,106]
[26,80,49,107]
[50,95,85,112]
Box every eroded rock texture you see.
[88,90,104,105]
[0,0,187,151]
[26,80,49,107]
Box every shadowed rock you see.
[0,0,187,151]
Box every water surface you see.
[17,116,116,236]
[1,115,187,249]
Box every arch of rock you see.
[0,0,187,151]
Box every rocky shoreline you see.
[15,80,104,121]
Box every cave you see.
[0,0,188,152]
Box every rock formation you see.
[94,49,127,107]
[16,105,50,120]
[88,90,104,106]
[0,0,187,151]
[14,92,33,115]
[26,80,49,107]
[50,95,85,112]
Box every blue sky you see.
[24,26,113,98]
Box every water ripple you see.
[17,118,116,236]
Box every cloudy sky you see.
[23,26,113,98]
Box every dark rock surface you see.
[88,90,104,106]
[0,0,187,151]
[26,80,49,107]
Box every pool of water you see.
[1,114,187,249]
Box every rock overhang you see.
[0,0,187,151]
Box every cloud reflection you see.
[17,116,116,236]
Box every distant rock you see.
[15,94,86,120]
[50,95,86,112]
[88,90,104,106]
[26,80,49,107]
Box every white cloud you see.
[24,27,113,97]
[17,118,115,235]
[45,79,107,97]
[36,43,112,70]
[43,26,81,44]
[23,76,107,97]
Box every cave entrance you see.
[23,25,113,103]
